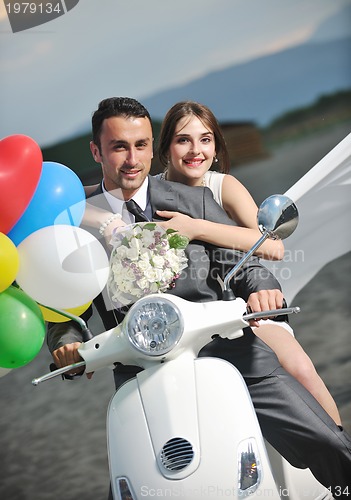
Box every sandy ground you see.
[0,123,350,500]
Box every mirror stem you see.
[223,231,271,300]
[39,304,94,341]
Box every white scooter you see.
[33,195,331,500]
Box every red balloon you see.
[0,134,43,234]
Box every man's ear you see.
[90,141,101,163]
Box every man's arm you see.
[46,303,95,375]
[47,320,84,353]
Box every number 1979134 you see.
[5,3,62,15]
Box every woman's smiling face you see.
[168,115,216,186]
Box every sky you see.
[0,0,350,147]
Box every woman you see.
[84,101,341,425]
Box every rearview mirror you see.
[223,194,299,300]
[257,194,299,240]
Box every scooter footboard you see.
[107,357,280,499]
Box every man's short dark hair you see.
[92,97,152,151]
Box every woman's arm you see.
[83,202,114,228]
[220,174,285,260]
[221,174,263,228]
[156,172,284,260]
[83,185,113,230]
[83,202,126,244]
[156,211,284,260]
[83,185,126,243]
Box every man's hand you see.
[52,342,93,379]
[246,289,284,327]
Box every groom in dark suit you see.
[47,97,351,494]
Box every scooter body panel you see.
[107,356,280,499]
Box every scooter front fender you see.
[107,356,280,499]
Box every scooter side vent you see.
[160,437,194,471]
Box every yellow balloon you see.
[0,233,19,292]
[39,302,92,323]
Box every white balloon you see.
[17,225,109,309]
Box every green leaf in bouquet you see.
[143,223,157,231]
[168,233,189,249]
[121,235,130,247]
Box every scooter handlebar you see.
[243,306,300,321]
[32,361,86,386]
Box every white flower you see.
[115,245,129,259]
[125,245,140,261]
[107,222,188,308]
[152,255,165,269]
[141,229,157,247]
[137,256,152,272]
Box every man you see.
[47,97,351,494]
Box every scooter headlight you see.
[123,296,184,356]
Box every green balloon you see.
[0,286,45,368]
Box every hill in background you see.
[43,8,351,154]
[42,89,351,183]
[141,36,351,126]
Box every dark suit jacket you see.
[47,176,282,377]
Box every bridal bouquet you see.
[107,223,189,308]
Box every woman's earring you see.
[214,156,218,163]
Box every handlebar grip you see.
[49,362,84,381]
[243,306,300,322]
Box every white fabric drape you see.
[264,133,351,304]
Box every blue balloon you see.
[8,161,86,246]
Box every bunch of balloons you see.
[0,134,109,375]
